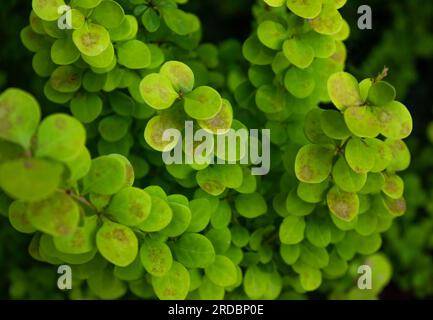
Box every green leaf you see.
[205,255,237,287]
[322,250,348,278]
[160,61,195,93]
[70,92,103,123]
[382,195,406,217]
[88,265,127,299]
[284,68,316,99]
[327,186,359,222]
[144,115,181,152]
[173,233,216,268]
[106,187,152,226]
[117,40,151,70]
[279,215,306,245]
[160,201,191,237]
[8,201,36,234]
[51,38,81,66]
[0,88,41,149]
[359,78,372,102]
[382,174,404,199]
[140,238,173,277]
[186,198,211,232]
[344,106,381,138]
[272,52,291,74]
[96,219,138,267]
[306,217,331,248]
[231,224,250,248]
[320,109,351,140]
[0,158,63,202]
[196,167,226,196]
[355,232,382,255]
[286,188,315,216]
[44,81,74,104]
[83,155,129,195]
[138,195,173,232]
[114,256,144,281]
[235,192,267,218]
[20,26,50,53]
[91,0,125,29]
[32,0,65,21]
[376,101,413,140]
[384,139,410,172]
[364,139,392,173]
[257,20,287,50]
[199,276,225,300]
[141,8,160,32]
[53,215,97,254]
[197,44,219,68]
[70,9,85,29]
[249,65,274,88]
[74,0,102,9]
[330,212,358,231]
[147,44,165,69]
[299,265,322,291]
[280,244,300,265]
[110,15,138,41]
[49,66,82,93]
[243,265,268,299]
[139,73,178,110]
[83,44,116,69]
[283,38,314,69]
[304,109,333,144]
[367,81,396,106]
[27,191,80,237]
[205,227,231,254]
[83,71,107,92]
[301,31,336,59]
[36,114,86,162]
[264,0,285,7]
[295,144,335,183]
[242,34,274,66]
[297,180,329,204]
[152,261,190,300]
[0,139,24,166]
[286,0,322,19]
[300,242,329,268]
[309,1,343,35]
[332,157,367,192]
[345,138,375,174]
[33,49,56,77]
[98,115,130,142]
[257,85,287,115]
[184,86,222,120]
[355,209,377,236]
[73,23,110,56]
[198,98,233,134]
[161,7,199,35]
[210,200,231,229]
[327,72,363,110]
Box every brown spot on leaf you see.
[300,165,314,181]
[81,32,99,49]
[113,228,127,241]
[55,117,67,129]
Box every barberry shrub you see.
[0,0,413,299]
